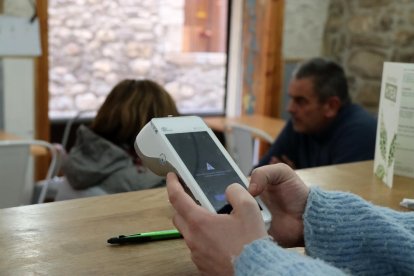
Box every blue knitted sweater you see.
[235,188,414,275]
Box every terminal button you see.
[159,153,167,165]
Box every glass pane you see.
[48,0,229,118]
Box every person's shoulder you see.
[349,104,375,117]
[75,125,117,148]
[71,126,129,161]
[72,125,102,146]
[76,124,100,140]
[332,104,374,129]
[332,104,377,142]
[283,119,296,133]
[279,119,301,139]
[345,104,377,125]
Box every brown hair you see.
[91,79,179,148]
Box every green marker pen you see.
[107,229,182,245]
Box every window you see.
[49,0,230,118]
[183,0,228,52]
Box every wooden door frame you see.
[241,0,284,157]
[35,0,49,178]
[242,0,284,118]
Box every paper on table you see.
[374,62,403,188]
[400,198,414,210]
[394,68,414,179]
[374,62,414,188]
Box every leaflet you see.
[374,62,414,187]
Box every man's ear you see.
[323,96,341,118]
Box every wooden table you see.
[0,188,196,275]
[1,160,413,274]
[296,160,414,211]
[204,115,285,140]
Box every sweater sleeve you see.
[234,188,414,275]
[304,187,414,275]
[234,237,347,275]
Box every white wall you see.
[2,0,35,139]
[0,60,3,129]
[226,0,243,117]
[3,59,35,138]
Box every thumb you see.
[225,183,261,220]
[250,163,297,190]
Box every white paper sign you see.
[0,15,41,56]
[374,62,414,187]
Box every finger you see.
[269,156,280,165]
[225,184,261,219]
[250,163,297,189]
[281,155,295,169]
[172,212,189,238]
[173,213,201,253]
[167,172,206,220]
[248,181,264,197]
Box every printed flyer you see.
[374,62,414,188]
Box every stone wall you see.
[283,0,329,60]
[49,0,226,118]
[323,0,414,114]
[280,0,329,119]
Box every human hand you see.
[249,163,309,247]
[167,173,268,276]
[269,155,296,169]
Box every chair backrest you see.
[224,122,274,176]
[0,140,58,208]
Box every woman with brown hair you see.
[62,79,179,194]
